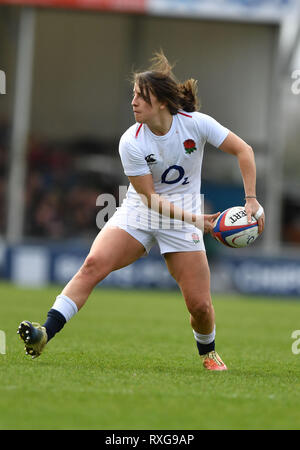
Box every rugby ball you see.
[212,206,259,248]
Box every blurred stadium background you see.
[0,0,300,296]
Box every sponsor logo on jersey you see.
[183,139,197,154]
[145,154,157,164]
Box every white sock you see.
[193,325,216,344]
[52,294,78,322]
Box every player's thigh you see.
[164,251,212,307]
[89,225,146,272]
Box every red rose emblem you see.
[183,139,197,154]
[192,233,200,243]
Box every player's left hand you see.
[203,212,221,235]
[245,198,265,234]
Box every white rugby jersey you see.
[118,111,229,229]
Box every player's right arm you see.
[128,174,219,233]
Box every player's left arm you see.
[219,131,265,234]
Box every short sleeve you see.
[194,113,229,148]
[119,136,151,177]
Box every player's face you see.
[132,84,164,124]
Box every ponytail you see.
[178,79,200,112]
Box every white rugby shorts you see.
[105,206,205,254]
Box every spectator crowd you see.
[0,120,122,242]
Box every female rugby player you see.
[18,52,265,371]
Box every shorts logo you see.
[183,139,197,155]
[247,235,255,245]
[192,233,200,244]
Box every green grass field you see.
[0,281,300,430]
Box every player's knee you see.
[187,297,212,319]
[78,254,111,283]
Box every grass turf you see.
[0,281,300,430]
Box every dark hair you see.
[132,51,200,115]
